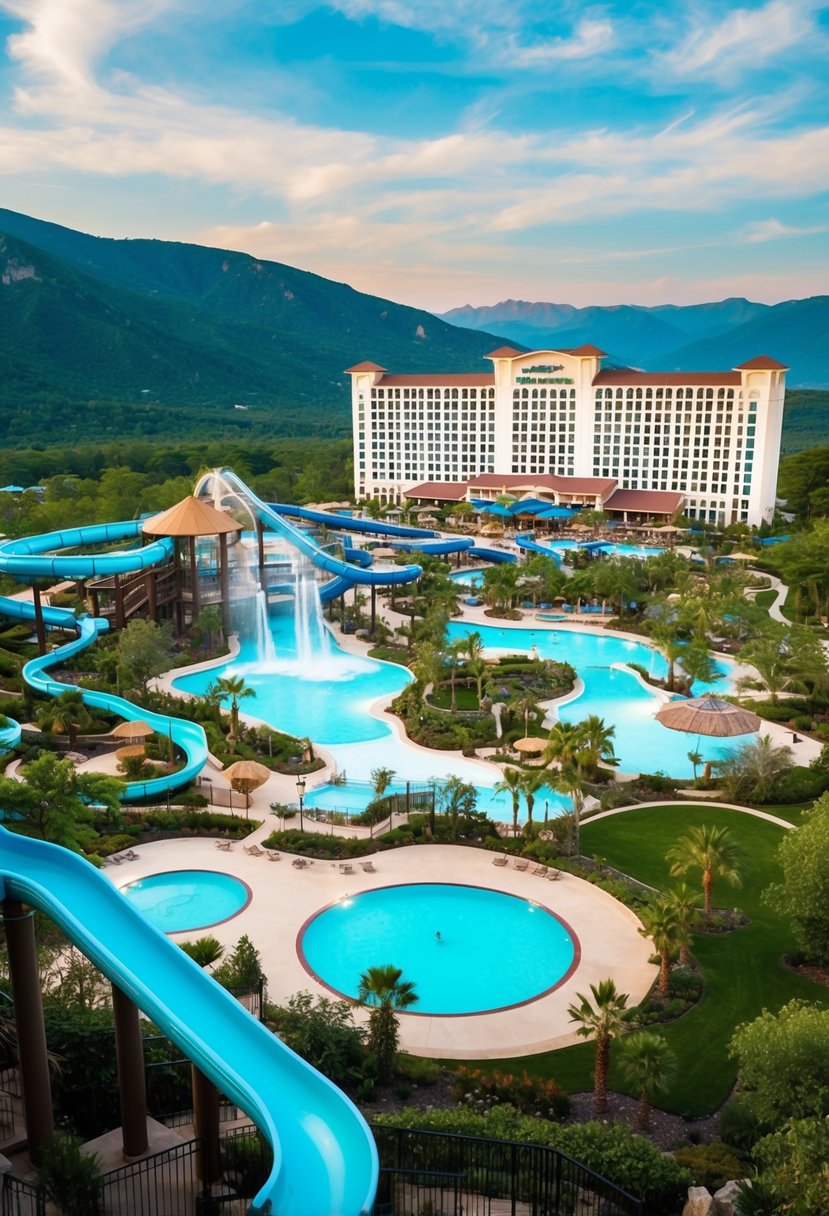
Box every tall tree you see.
[578,715,618,781]
[765,793,829,966]
[116,618,175,693]
[567,979,630,1115]
[213,674,255,743]
[664,883,702,966]
[357,964,419,1082]
[638,900,681,997]
[0,753,123,852]
[494,766,524,836]
[36,689,92,749]
[520,768,548,830]
[666,824,745,926]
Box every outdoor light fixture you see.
[295,775,306,832]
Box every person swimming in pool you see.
[435,931,442,943]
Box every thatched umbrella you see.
[655,696,761,738]
[115,743,147,762]
[112,719,154,741]
[724,551,757,563]
[513,736,547,755]
[224,759,272,816]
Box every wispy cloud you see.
[743,217,828,242]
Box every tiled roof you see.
[375,374,494,387]
[404,482,469,501]
[558,344,607,357]
[142,496,242,537]
[594,370,742,386]
[405,473,618,501]
[344,361,387,373]
[604,488,684,514]
[485,346,524,358]
[733,355,789,371]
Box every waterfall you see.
[293,552,329,668]
[255,590,276,664]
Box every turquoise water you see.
[122,870,250,932]
[450,569,485,588]
[445,620,747,778]
[174,607,411,744]
[302,778,568,822]
[543,540,665,559]
[300,883,575,1014]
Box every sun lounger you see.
[532,864,548,877]
[339,863,354,875]
[546,868,561,881]
[265,850,280,861]
[214,839,233,851]
[360,860,376,872]
[513,857,529,871]
[104,854,120,865]
[291,857,307,868]
[119,849,140,861]
[243,844,264,857]
[491,855,508,867]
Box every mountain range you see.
[0,208,826,453]
[438,298,829,386]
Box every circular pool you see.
[298,883,578,1015]
[121,870,251,933]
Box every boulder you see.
[682,1188,716,1216]
[714,1179,749,1215]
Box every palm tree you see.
[664,883,701,966]
[509,689,541,738]
[461,630,484,665]
[638,900,681,996]
[578,715,618,780]
[520,767,548,830]
[687,749,704,782]
[446,638,468,712]
[494,766,523,836]
[357,964,419,1081]
[549,759,588,858]
[544,720,586,768]
[37,690,92,749]
[412,640,445,694]
[666,824,745,926]
[619,1032,677,1129]
[567,979,630,1115]
[467,658,488,707]
[715,734,793,802]
[180,936,225,968]
[213,675,255,743]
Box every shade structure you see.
[723,551,757,562]
[142,496,242,538]
[224,759,272,814]
[115,743,146,761]
[655,696,761,738]
[112,719,154,741]
[513,736,547,754]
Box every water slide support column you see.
[2,900,54,1163]
[30,584,47,655]
[370,585,376,633]
[191,1066,221,1186]
[111,984,149,1158]
[189,537,200,623]
[219,533,231,635]
[256,521,265,590]
[174,540,184,634]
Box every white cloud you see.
[655,0,823,84]
[743,217,828,242]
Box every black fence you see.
[373,1125,644,1216]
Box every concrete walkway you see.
[107,840,656,1060]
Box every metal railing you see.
[373,1125,644,1216]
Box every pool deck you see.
[109,840,656,1060]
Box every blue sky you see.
[0,0,827,310]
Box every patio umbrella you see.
[655,696,761,738]
[224,760,272,815]
[513,736,547,755]
[115,743,146,761]
[112,719,154,741]
[724,551,757,562]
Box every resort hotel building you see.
[346,345,787,526]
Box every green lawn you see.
[475,803,827,1117]
[753,588,777,613]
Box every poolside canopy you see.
[112,719,154,741]
[224,760,272,813]
[513,736,547,754]
[655,696,761,737]
[142,496,242,538]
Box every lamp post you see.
[296,775,306,833]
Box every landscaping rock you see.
[714,1179,748,1215]
[683,1188,716,1216]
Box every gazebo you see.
[142,496,243,633]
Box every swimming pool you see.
[543,540,665,560]
[450,569,485,589]
[299,883,577,1015]
[121,870,251,933]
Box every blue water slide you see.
[515,533,562,567]
[0,531,208,802]
[388,537,474,556]
[342,545,373,569]
[204,471,423,589]
[0,827,378,1216]
[267,503,438,541]
[318,575,354,604]
[465,546,518,565]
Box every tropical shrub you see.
[673,1141,744,1191]
[452,1066,570,1121]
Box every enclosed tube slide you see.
[0,528,208,801]
[0,827,378,1216]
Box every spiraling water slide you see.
[0,522,208,801]
[0,826,378,1215]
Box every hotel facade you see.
[346,345,787,526]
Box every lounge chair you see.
[265,850,280,861]
[532,864,548,877]
[339,863,354,875]
[360,860,376,872]
[214,839,233,851]
[104,854,120,865]
[291,857,307,868]
[491,855,508,867]
[546,868,561,881]
[513,857,529,872]
[243,844,264,857]
[121,849,140,861]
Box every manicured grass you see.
[427,685,481,711]
[474,803,827,1117]
[753,588,777,612]
[758,802,813,825]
